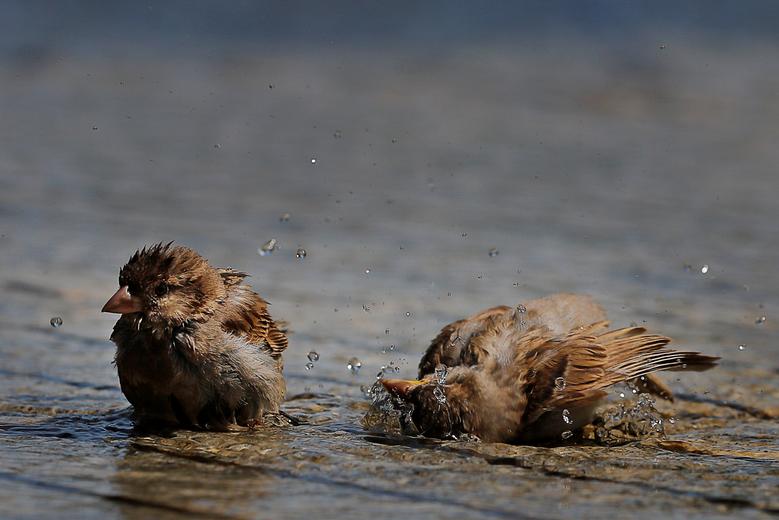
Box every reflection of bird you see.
[102,242,288,430]
[381,293,719,443]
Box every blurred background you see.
[1,1,778,518]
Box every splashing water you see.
[432,365,448,404]
[361,381,417,436]
[592,392,665,445]
[434,365,447,385]
[307,351,319,363]
[50,316,63,328]
[433,385,446,404]
[516,304,528,330]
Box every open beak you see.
[101,286,143,314]
[381,378,425,398]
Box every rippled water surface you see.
[1,38,778,518]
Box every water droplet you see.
[310,157,317,164]
[364,268,371,274]
[381,344,397,354]
[561,430,573,440]
[434,365,448,385]
[376,365,387,379]
[433,385,446,404]
[619,392,626,398]
[700,264,709,274]
[362,304,371,312]
[562,409,572,424]
[279,212,291,222]
[405,311,411,317]
[50,316,63,328]
[488,247,499,257]
[307,351,319,362]
[738,344,745,351]
[554,377,566,391]
[213,143,221,149]
[668,417,675,424]
[515,304,528,330]
[258,238,278,256]
[347,357,362,374]
[333,130,342,139]
[295,248,307,259]
[755,315,766,325]
[385,328,390,335]
[92,126,99,131]
[305,362,314,370]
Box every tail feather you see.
[598,328,719,383]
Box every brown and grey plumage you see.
[102,242,288,430]
[217,267,289,365]
[382,293,718,443]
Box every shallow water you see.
[1,41,778,518]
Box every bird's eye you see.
[127,283,141,296]
[154,282,169,297]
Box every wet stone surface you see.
[1,42,779,519]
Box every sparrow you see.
[381,293,719,443]
[102,242,289,430]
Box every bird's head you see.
[102,242,227,326]
[381,367,515,441]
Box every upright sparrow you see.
[103,242,288,430]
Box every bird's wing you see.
[217,272,288,360]
[417,305,512,377]
[418,294,606,377]
[516,325,718,427]
[217,267,250,287]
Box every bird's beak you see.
[381,378,425,398]
[101,286,143,314]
